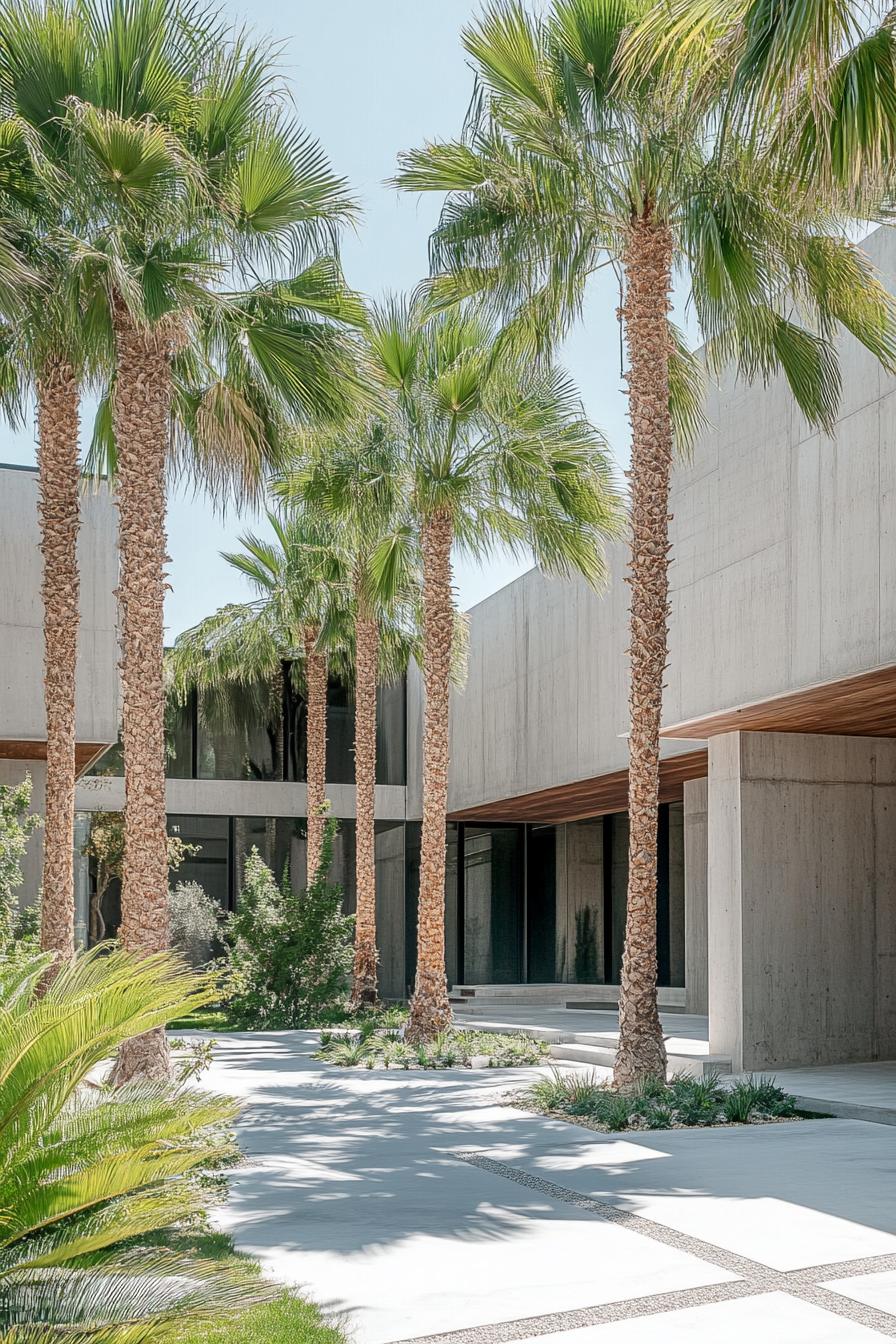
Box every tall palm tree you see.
[0,29,93,966]
[1,0,362,1077]
[168,507,349,881]
[359,296,623,1041]
[394,0,896,1085]
[280,421,419,1007]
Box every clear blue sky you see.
[0,0,640,637]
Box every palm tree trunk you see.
[304,625,328,880]
[36,358,80,968]
[406,510,453,1043]
[614,214,673,1091]
[111,316,175,1084]
[350,598,379,1007]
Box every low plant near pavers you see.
[314,1026,549,1070]
[517,1068,799,1132]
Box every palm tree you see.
[168,507,349,881]
[1,0,362,1077]
[394,0,896,1085]
[358,296,623,1041]
[0,33,93,966]
[280,421,419,1007]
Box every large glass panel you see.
[376,677,407,785]
[375,821,406,1000]
[526,824,556,982]
[444,822,460,988]
[230,815,358,915]
[404,821,421,992]
[165,694,194,779]
[326,680,355,784]
[286,674,407,786]
[168,814,230,912]
[197,681,282,781]
[285,677,354,784]
[560,818,604,984]
[601,804,685,987]
[463,825,523,984]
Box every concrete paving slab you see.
[825,1270,896,1318]
[511,1292,888,1343]
[765,1062,896,1125]
[477,1120,896,1271]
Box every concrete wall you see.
[708,731,896,1071]
[0,466,119,747]
[447,225,896,814]
[683,779,708,1014]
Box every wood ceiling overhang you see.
[0,740,109,775]
[448,749,708,824]
[450,663,896,825]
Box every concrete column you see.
[708,731,896,1071]
[683,778,708,1014]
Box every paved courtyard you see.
[198,1030,896,1343]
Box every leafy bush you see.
[519,1067,799,1131]
[0,776,40,946]
[226,821,355,1028]
[0,947,267,1339]
[315,1027,548,1070]
[169,880,224,969]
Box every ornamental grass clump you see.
[315,1027,548,1070]
[520,1068,798,1132]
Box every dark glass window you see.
[285,673,407,786]
[462,825,524,984]
[168,814,230,911]
[526,825,557,982]
[166,694,194,780]
[197,681,282,782]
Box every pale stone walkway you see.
[195,1030,896,1344]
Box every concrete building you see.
[444,223,896,1073]
[0,463,119,937]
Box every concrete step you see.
[549,1041,732,1078]
[449,984,688,1010]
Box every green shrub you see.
[0,948,265,1339]
[518,1067,800,1132]
[226,820,355,1029]
[0,776,40,947]
[169,879,224,969]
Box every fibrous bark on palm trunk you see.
[406,510,453,1043]
[303,625,328,880]
[350,604,379,1007]
[36,357,80,968]
[112,315,176,1084]
[614,214,673,1091]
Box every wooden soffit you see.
[448,748,708,825]
[0,740,110,775]
[660,663,896,742]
